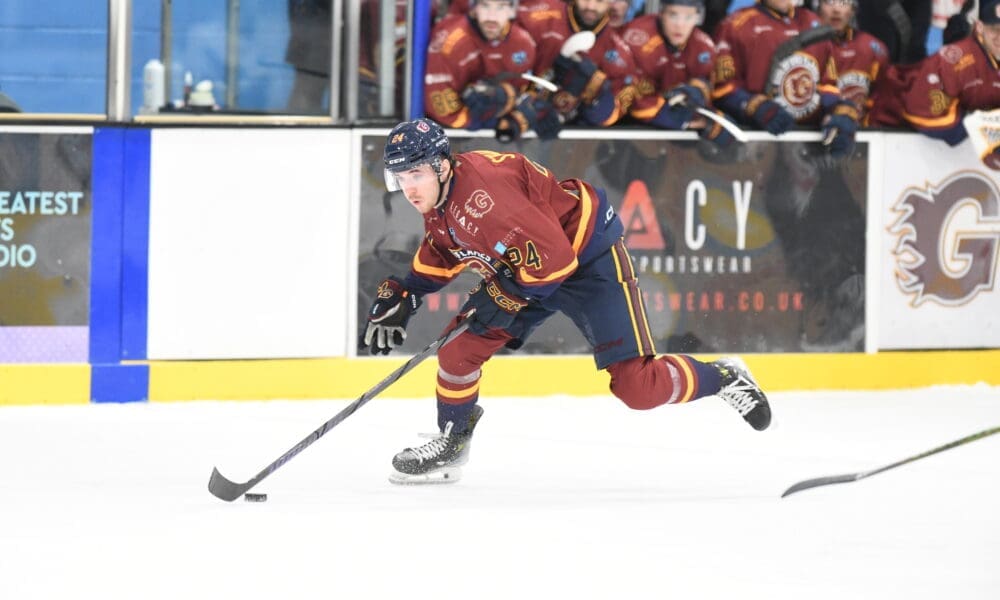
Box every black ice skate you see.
[713,358,771,431]
[389,404,485,485]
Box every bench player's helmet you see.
[383,118,452,192]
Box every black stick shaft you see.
[208,320,471,501]
[782,425,1000,498]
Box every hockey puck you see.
[244,493,268,502]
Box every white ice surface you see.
[1,387,999,600]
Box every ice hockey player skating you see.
[363,118,771,484]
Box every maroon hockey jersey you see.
[713,2,838,123]
[406,151,611,299]
[870,34,1000,143]
[824,27,889,120]
[423,14,537,128]
[517,2,639,125]
[621,14,718,123]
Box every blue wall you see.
[0,1,294,115]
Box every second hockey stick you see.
[667,94,749,143]
[208,317,473,502]
[781,425,1000,498]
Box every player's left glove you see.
[361,276,421,355]
[495,93,540,143]
[461,267,528,335]
[822,102,859,159]
[533,98,564,140]
[552,54,607,104]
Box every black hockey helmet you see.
[383,118,451,192]
[662,0,704,7]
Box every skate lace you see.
[409,422,454,461]
[719,377,758,416]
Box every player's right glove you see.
[462,80,517,124]
[746,95,795,135]
[461,267,528,335]
[821,102,859,159]
[664,83,707,109]
[699,111,737,148]
[361,276,421,355]
[495,93,539,143]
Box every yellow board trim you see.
[2,351,999,404]
[0,364,90,405]
[147,350,1000,401]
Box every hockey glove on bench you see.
[362,276,421,355]
[462,267,528,335]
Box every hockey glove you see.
[651,101,696,130]
[533,99,564,140]
[461,267,528,335]
[747,95,794,135]
[699,112,737,148]
[664,83,707,109]
[462,80,517,124]
[552,54,606,104]
[361,276,422,355]
[821,103,859,159]
[495,93,539,143]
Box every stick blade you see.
[781,473,860,498]
[208,467,251,502]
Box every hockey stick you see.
[765,25,838,98]
[781,425,1000,498]
[667,94,749,143]
[207,318,473,502]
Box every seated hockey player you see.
[869,0,1000,167]
[623,0,738,146]
[424,0,561,141]
[713,0,860,159]
[362,118,773,485]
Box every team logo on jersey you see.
[770,52,820,119]
[604,49,625,67]
[889,172,1000,306]
[465,189,495,218]
[448,202,480,236]
[837,71,871,110]
[512,51,527,65]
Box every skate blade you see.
[388,466,462,485]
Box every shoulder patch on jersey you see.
[512,50,528,65]
[604,48,624,66]
[871,41,884,55]
[939,44,963,64]
[623,28,650,47]
[429,29,450,53]
[698,51,711,64]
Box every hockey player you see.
[713,0,860,158]
[869,0,1000,165]
[423,0,561,141]
[816,0,889,122]
[623,0,737,146]
[364,118,773,484]
[517,0,640,127]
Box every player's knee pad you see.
[607,356,667,411]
